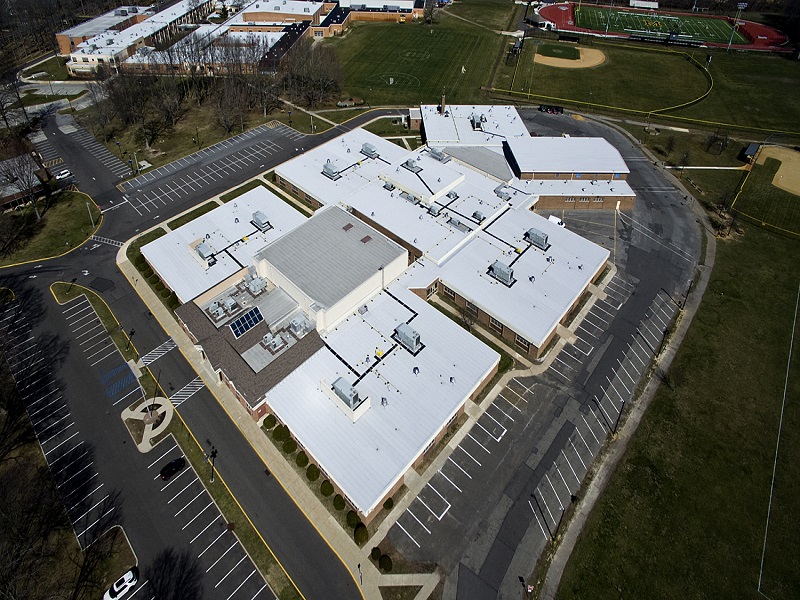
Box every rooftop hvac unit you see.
[332,377,360,409]
[524,227,549,251]
[210,301,220,311]
[446,190,458,200]
[361,143,378,158]
[472,210,485,223]
[430,148,450,163]
[211,306,225,320]
[128,6,138,12]
[223,297,237,312]
[428,204,441,217]
[247,277,267,295]
[448,216,462,228]
[394,322,421,353]
[402,158,422,173]
[114,8,129,16]
[322,161,340,180]
[262,332,274,346]
[490,260,514,286]
[400,191,418,205]
[252,211,270,231]
[196,242,213,260]
[470,113,483,130]
[383,181,395,191]
[290,315,308,334]
[106,38,115,45]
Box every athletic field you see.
[574,5,749,44]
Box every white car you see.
[103,568,138,600]
[55,169,72,181]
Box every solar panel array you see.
[229,307,264,338]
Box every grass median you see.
[167,201,218,230]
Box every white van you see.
[548,215,565,228]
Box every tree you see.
[423,0,438,24]
[0,150,43,220]
[280,37,342,108]
[0,85,16,129]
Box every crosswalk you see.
[69,129,131,179]
[140,338,177,366]
[170,376,205,407]
[31,132,71,175]
[90,235,123,247]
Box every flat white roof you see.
[516,177,635,199]
[439,209,609,347]
[505,137,630,175]
[72,0,208,57]
[339,0,415,9]
[421,104,529,147]
[141,187,307,303]
[265,285,499,515]
[239,0,323,17]
[59,6,152,39]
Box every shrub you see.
[321,480,334,497]
[346,510,359,528]
[371,547,381,561]
[383,497,394,511]
[296,451,309,467]
[142,267,153,278]
[333,494,345,510]
[154,281,165,292]
[148,274,159,285]
[160,288,171,299]
[263,414,277,429]
[354,523,368,545]
[282,438,297,454]
[378,554,393,572]
[273,425,289,442]
[306,463,320,482]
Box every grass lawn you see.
[732,157,800,236]
[538,43,580,60]
[22,56,71,80]
[268,110,333,134]
[494,43,709,114]
[444,0,521,31]
[328,20,504,106]
[167,200,218,229]
[574,5,748,44]
[363,116,417,136]
[0,191,101,266]
[556,223,800,599]
[319,107,371,123]
[220,179,268,203]
[13,89,86,108]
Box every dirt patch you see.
[755,146,800,196]
[534,46,606,69]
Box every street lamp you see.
[68,277,78,292]
[209,445,218,482]
[125,328,136,350]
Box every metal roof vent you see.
[470,113,483,130]
[524,227,549,251]
[322,160,340,180]
[428,204,441,217]
[489,260,514,286]
[402,158,422,173]
[383,181,395,191]
[430,148,450,163]
[252,211,270,231]
[394,322,421,353]
[472,211,485,223]
[446,190,458,200]
[332,377,360,409]
[196,242,213,260]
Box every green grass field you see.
[556,223,800,599]
[329,20,503,106]
[444,0,520,31]
[539,43,580,60]
[732,157,800,236]
[575,5,749,44]
[495,43,709,113]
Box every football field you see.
[575,5,749,44]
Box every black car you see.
[160,457,186,481]
[539,104,564,115]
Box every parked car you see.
[160,456,186,481]
[538,104,564,115]
[103,568,138,600]
[548,215,566,228]
[55,169,72,181]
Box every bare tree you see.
[213,77,246,134]
[281,37,342,108]
[0,151,43,220]
[0,85,16,128]
[423,0,438,24]
[146,548,204,600]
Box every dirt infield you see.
[534,47,606,69]
[756,146,800,196]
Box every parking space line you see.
[160,469,192,491]
[406,507,431,534]
[466,432,491,454]
[38,412,70,436]
[113,387,144,407]
[593,303,617,319]
[64,305,92,321]
[555,464,572,495]
[49,440,84,464]
[569,440,588,470]
[438,470,462,493]
[554,355,577,370]
[168,480,197,504]
[148,444,178,468]
[498,394,523,413]
[215,555,246,588]
[175,490,205,516]
[608,373,630,398]
[29,394,63,417]
[549,365,570,382]
[128,580,150,600]
[585,311,609,326]
[53,447,90,475]
[226,569,256,600]
[190,515,222,543]
[63,473,99,500]
[528,500,549,539]
[545,474,564,509]
[534,488,556,525]
[590,403,610,432]
[183,502,214,530]
[62,300,89,315]
[396,521,420,548]
[475,419,504,443]
[90,348,118,367]
[457,444,482,467]
[206,540,238,572]
[56,461,93,488]
[41,422,75,446]
[489,402,515,422]
[199,529,228,558]
[76,326,104,341]
[447,456,472,479]
[77,506,115,539]
[68,483,104,512]
[503,384,529,404]
[617,358,637,385]
[86,343,114,361]
[74,494,109,523]
[580,415,600,445]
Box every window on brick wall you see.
[442,285,455,300]
[565,196,575,202]
[515,334,530,352]
[465,300,478,317]
[426,284,436,298]
[489,316,503,333]
[593,197,604,202]
[579,197,589,202]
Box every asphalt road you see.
[8,109,404,600]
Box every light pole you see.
[209,445,218,482]
[86,201,95,229]
[125,328,136,351]
[357,563,362,585]
[727,3,747,51]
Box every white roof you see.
[265,285,499,515]
[141,187,307,303]
[516,177,636,199]
[339,0,415,9]
[421,104,529,147]
[236,0,323,18]
[438,209,610,347]
[274,128,408,206]
[58,6,153,39]
[72,0,208,57]
[505,137,630,175]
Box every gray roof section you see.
[444,146,512,181]
[256,206,405,309]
